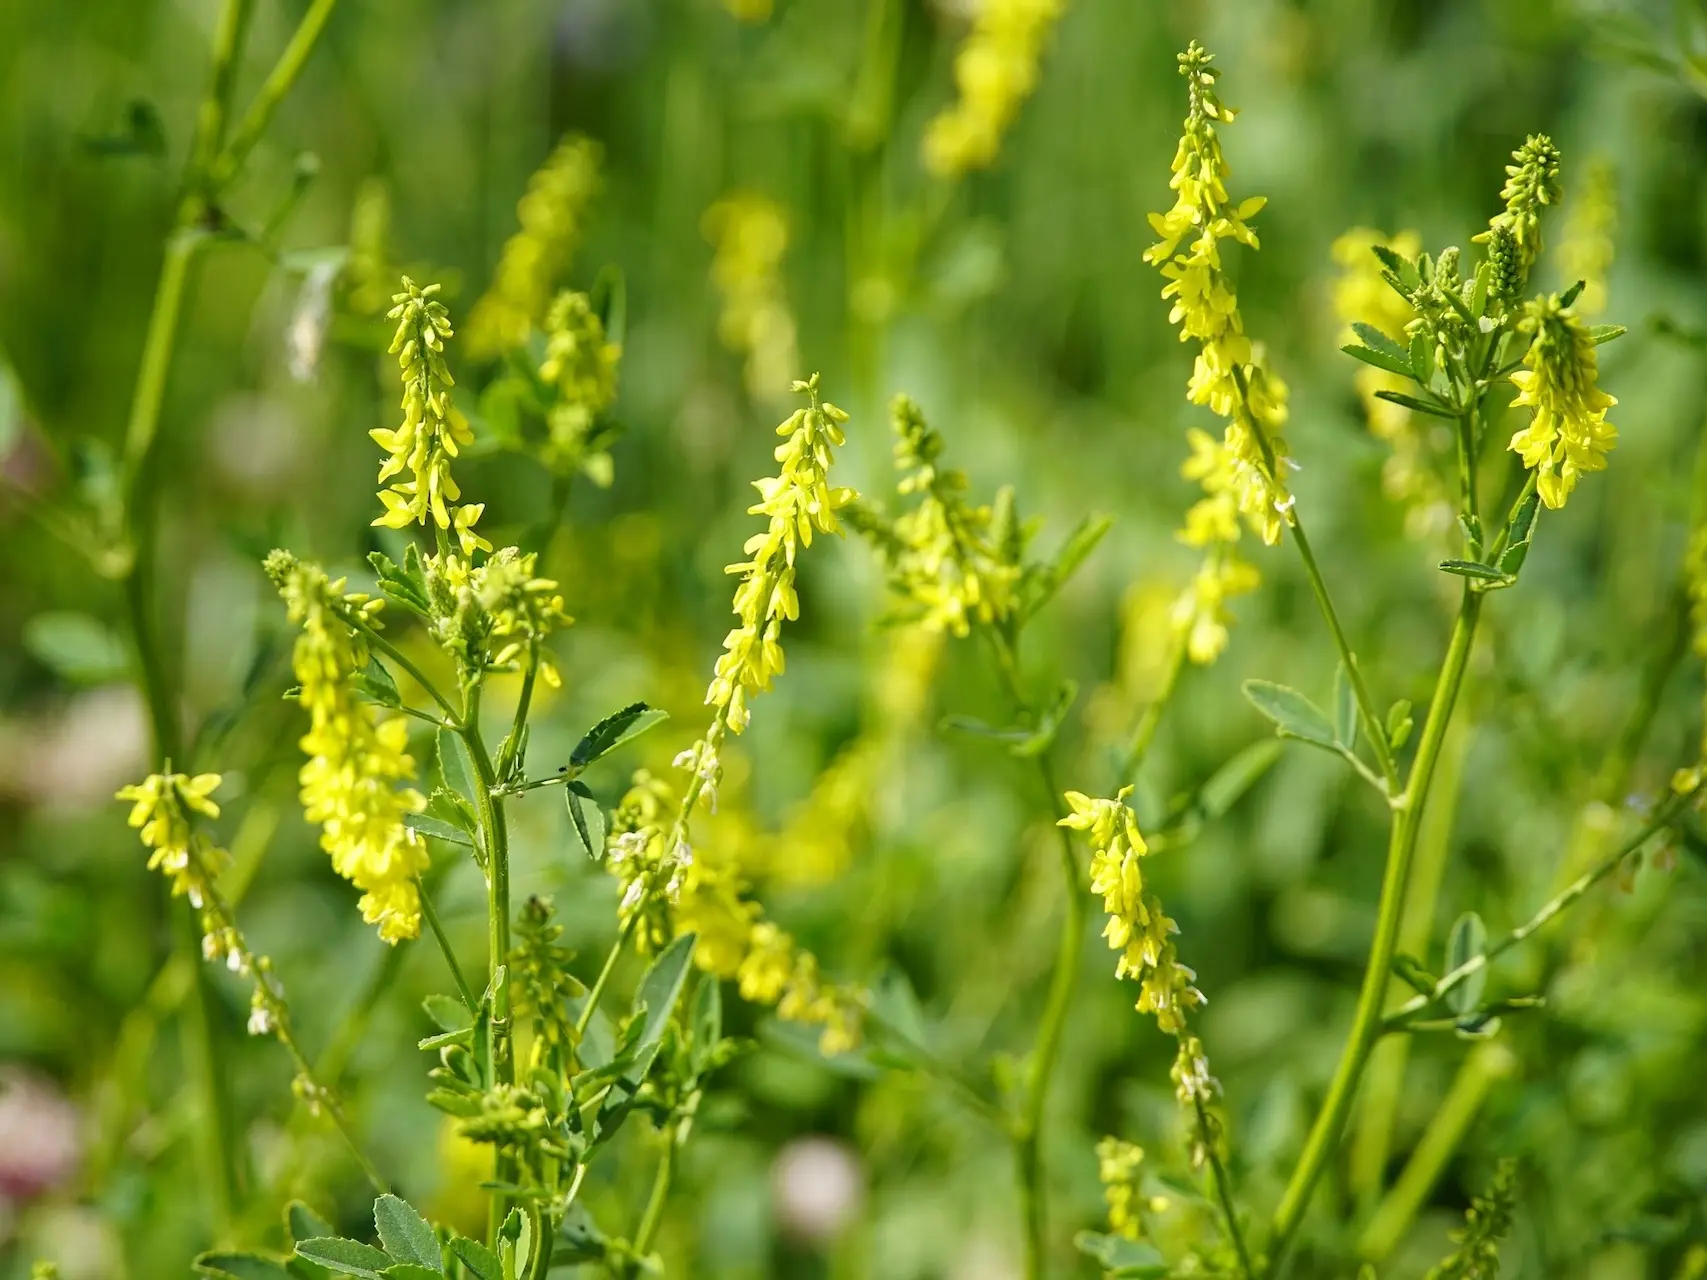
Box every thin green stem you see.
[419,878,479,1014]
[629,1123,679,1269]
[190,0,257,186]
[496,641,540,781]
[1119,639,1186,786]
[1196,1096,1255,1279]
[576,914,638,1039]
[209,0,342,190]
[342,608,463,725]
[1382,790,1688,1032]
[1267,588,1482,1269]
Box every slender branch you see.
[628,1123,679,1268]
[576,914,638,1039]
[1382,790,1688,1033]
[1119,639,1186,786]
[208,0,342,189]
[496,640,540,781]
[341,608,463,725]
[1195,1096,1255,1279]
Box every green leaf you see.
[403,814,475,848]
[293,1239,393,1280]
[1386,699,1414,751]
[1024,512,1113,618]
[436,729,477,803]
[1438,559,1513,585]
[1350,321,1407,361]
[1370,243,1420,291]
[425,786,479,837]
[22,611,130,685]
[287,1202,336,1244]
[1559,278,1586,308]
[565,780,607,860]
[1332,662,1357,750]
[448,1238,501,1280]
[1373,388,1456,418]
[422,994,471,1033]
[1340,342,1415,379]
[571,703,669,768]
[634,932,697,1052]
[1408,327,1434,384]
[553,1202,608,1263]
[1497,489,1541,578]
[195,1252,296,1279]
[1241,680,1337,749]
[1195,740,1282,821]
[353,658,402,710]
[692,973,723,1062]
[1009,679,1077,759]
[378,1267,440,1280]
[1071,1231,1168,1276]
[1588,323,1628,346]
[368,550,430,616]
[1446,911,1488,1016]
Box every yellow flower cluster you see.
[922,0,1066,178]
[605,771,863,1054]
[466,135,602,358]
[269,552,429,943]
[1095,1136,1149,1241]
[1558,155,1616,318]
[425,546,573,687]
[1507,294,1617,510]
[1331,227,1451,536]
[869,394,1022,636]
[116,771,293,1039]
[1147,43,1289,666]
[703,195,800,401]
[537,289,621,481]
[1060,788,1204,1034]
[116,770,227,907]
[372,279,490,557]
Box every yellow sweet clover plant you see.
[923,0,1068,178]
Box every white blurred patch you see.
[206,393,303,494]
[0,1068,81,1204]
[950,1234,1021,1280]
[770,1134,863,1244]
[287,260,339,384]
[0,686,147,809]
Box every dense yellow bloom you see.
[1506,294,1617,510]
[466,135,602,358]
[424,545,573,687]
[372,279,489,556]
[704,194,799,401]
[269,553,428,943]
[537,289,621,480]
[1096,1137,1148,1241]
[922,0,1066,179]
[1061,788,1203,1034]
[704,375,853,735]
[116,770,227,906]
[1558,155,1616,317]
[1332,228,1451,535]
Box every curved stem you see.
[576,914,638,1041]
[209,0,342,189]
[1267,589,1481,1268]
[629,1123,679,1268]
[342,609,463,725]
[419,877,479,1014]
[1196,1096,1255,1278]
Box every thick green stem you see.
[1267,589,1482,1268]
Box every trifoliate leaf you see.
[565,780,606,860]
[1242,680,1337,749]
[292,1239,392,1280]
[373,1195,440,1272]
[570,703,669,768]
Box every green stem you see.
[208,0,342,189]
[576,913,638,1041]
[628,1123,679,1269]
[343,609,463,725]
[1196,1096,1255,1279]
[419,878,480,1014]
[1267,588,1482,1269]
[496,642,540,781]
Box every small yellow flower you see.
[537,290,621,480]
[1095,1136,1147,1240]
[1506,293,1617,510]
[704,194,799,402]
[116,771,229,903]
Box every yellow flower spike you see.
[267,551,429,944]
[466,135,603,359]
[537,290,621,480]
[1506,293,1617,510]
[116,771,232,904]
[922,0,1068,179]
[1095,1137,1148,1241]
[703,194,800,401]
[1474,134,1563,286]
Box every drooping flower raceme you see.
[922,0,1067,179]
[466,134,602,358]
[1506,293,1617,510]
[1332,227,1451,536]
[268,551,429,944]
[372,279,490,556]
[1147,42,1288,666]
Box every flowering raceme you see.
[372,279,489,556]
[923,0,1066,178]
[1146,42,1289,666]
[537,289,620,480]
[703,194,799,401]
[465,134,602,358]
[1507,294,1617,510]
[269,552,429,944]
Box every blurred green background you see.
[3,0,1707,1276]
